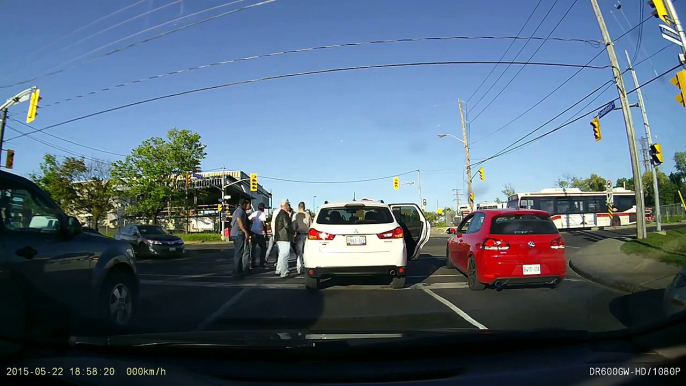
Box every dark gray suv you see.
[0,170,140,340]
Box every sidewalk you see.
[569,238,681,293]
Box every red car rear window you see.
[490,214,559,235]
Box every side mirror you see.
[64,216,82,238]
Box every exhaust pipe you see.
[494,281,503,290]
[389,269,396,276]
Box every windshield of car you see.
[316,206,394,225]
[3,0,686,357]
[137,226,168,235]
[490,214,560,235]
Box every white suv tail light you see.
[308,228,336,241]
[377,226,404,239]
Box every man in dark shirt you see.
[230,199,252,278]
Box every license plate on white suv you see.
[346,236,366,246]
[523,264,541,275]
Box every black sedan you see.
[115,224,185,258]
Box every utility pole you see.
[453,188,460,209]
[626,50,662,232]
[458,99,474,212]
[591,0,646,239]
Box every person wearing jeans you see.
[230,199,252,278]
[292,202,312,274]
[274,199,294,278]
[249,203,268,268]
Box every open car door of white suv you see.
[389,203,431,260]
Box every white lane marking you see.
[141,279,302,289]
[565,246,581,249]
[196,288,251,331]
[422,289,488,330]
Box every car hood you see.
[143,234,182,242]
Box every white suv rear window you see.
[317,205,394,225]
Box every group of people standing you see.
[227,198,313,279]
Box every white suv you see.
[303,199,430,290]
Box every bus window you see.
[520,199,534,209]
[573,199,585,213]
[532,197,555,213]
[556,199,572,214]
[615,196,635,211]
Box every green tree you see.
[111,128,206,223]
[502,183,515,198]
[571,173,606,191]
[494,197,502,204]
[424,211,439,224]
[73,161,116,227]
[31,155,116,227]
[30,154,87,212]
[643,171,677,205]
[615,177,634,191]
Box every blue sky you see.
[1,0,685,211]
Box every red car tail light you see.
[308,228,336,241]
[482,238,510,251]
[377,226,404,239]
[550,237,565,249]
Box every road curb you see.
[568,258,645,294]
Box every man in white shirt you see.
[248,203,268,268]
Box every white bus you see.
[507,188,638,229]
[476,201,507,210]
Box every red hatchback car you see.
[446,209,566,291]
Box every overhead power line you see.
[5,125,112,165]
[470,15,659,146]
[472,63,682,167]
[468,0,561,114]
[2,0,146,80]
[3,60,608,142]
[470,0,580,122]
[8,117,127,157]
[465,0,544,104]
[38,35,602,110]
[0,0,274,89]
[260,170,416,184]
[53,0,183,56]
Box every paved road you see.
[132,226,685,335]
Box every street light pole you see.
[313,195,316,213]
[458,99,474,212]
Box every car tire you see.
[467,257,486,291]
[446,246,455,269]
[305,274,320,291]
[390,276,406,289]
[611,216,621,227]
[100,270,138,330]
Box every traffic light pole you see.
[0,108,7,157]
[591,0,647,239]
[458,99,474,212]
[664,0,686,58]
[417,170,423,211]
[626,50,662,232]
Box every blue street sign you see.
[598,101,615,119]
[192,173,204,179]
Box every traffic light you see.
[26,89,42,123]
[591,116,601,141]
[648,0,670,25]
[393,177,399,190]
[250,173,258,192]
[5,149,14,169]
[218,204,223,212]
[478,167,484,181]
[422,199,427,207]
[650,143,664,165]
[671,70,686,107]
[469,192,474,202]
[185,173,191,187]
